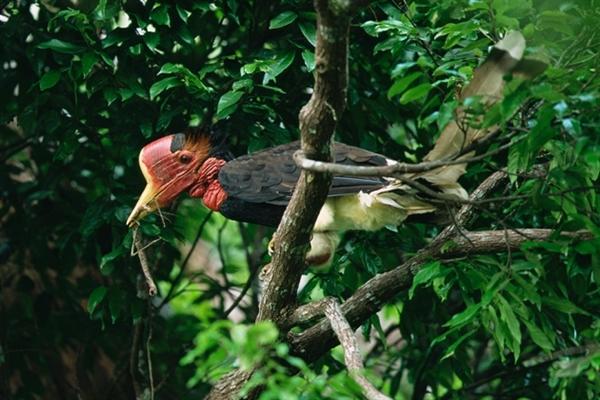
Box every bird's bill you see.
[126,132,213,227]
[126,182,160,227]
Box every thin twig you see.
[159,212,213,308]
[236,223,268,319]
[293,132,521,178]
[224,225,269,317]
[130,323,142,399]
[217,219,231,287]
[522,343,600,368]
[132,228,158,297]
[224,261,262,317]
[146,302,155,400]
[463,342,600,394]
[324,298,392,400]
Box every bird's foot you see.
[267,238,275,256]
[259,262,272,284]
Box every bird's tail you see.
[413,31,543,196]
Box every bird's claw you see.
[267,238,275,256]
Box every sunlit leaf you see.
[269,11,297,29]
[39,70,61,91]
[149,76,181,99]
[38,39,85,54]
[399,83,432,104]
[87,286,107,314]
[216,90,244,119]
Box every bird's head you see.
[126,128,226,227]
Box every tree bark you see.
[206,1,360,398]
[288,228,592,360]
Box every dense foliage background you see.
[1,0,599,399]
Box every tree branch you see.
[206,1,362,398]
[256,0,352,326]
[132,229,158,297]
[287,171,594,360]
[290,297,334,327]
[324,298,392,400]
[293,128,518,177]
[290,227,593,358]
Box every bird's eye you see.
[179,154,192,164]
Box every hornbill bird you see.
[126,32,541,267]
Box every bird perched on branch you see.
[127,31,542,267]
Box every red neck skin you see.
[188,157,228,211]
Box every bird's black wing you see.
[218,141,389,206]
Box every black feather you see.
[219,141,389,207]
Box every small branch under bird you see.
[126,31,543,267]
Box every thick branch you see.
[324,299,392,400]
[290,227,593,359]
[448,229,593,255]
[207,1,360,398]
[256,0,351,325]
[290,297,333,326]
[288,170,593,360]
[288,171,508,356]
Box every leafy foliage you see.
[1,0,599,399]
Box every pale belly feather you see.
[313,190,437,233]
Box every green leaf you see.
[528,105,556,153]
[480,275,507,307]
[216,90,244,119]
[388,72,423,99]
[543,296,589,315]
[100,246,124,275]
[269,11,297,29]
[149,76,181,99]
[444,303,481,328]
[370,315,387,349]
[538,10,578,35]
[108,289,126,323]
[232,79,253,91]
[263,52,295,84]
[141,32,160,51]
[158,63,183,75]
[39,70,61,91]
[530,82,563,101]
[399,83,432,104]
[176,4,190,22]
[87,286,107,314]
[441,329,477,360]
[409,261,443,298]
[523,320,554,352]
[498,296,522,351]
[81,52,98,77]
[38,39,84,54]
[485,306,506,355]
[101,29,130,48]
[150,5,171,26]
[299,21,317,47]
[301,50,315,71]
[157,63,209,93]
[437,101,457,131]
